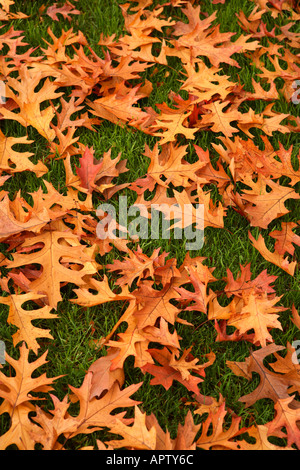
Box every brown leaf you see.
[0,292,57,354]
[227,344,300,407]
[249,232,297,276]
[0,66,63,141]
[196,402,245,450]
[0,343,62,449]
[5,230,99,308]
[46,2,80,22]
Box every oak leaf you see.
[196,402,245,450]
[0,343,62,450]
[142,347,215,394]
[0,194,50,241]
[105,405,157,450]
[46,2,80,22]
[106,246,164,288]
[72,275,133,308]
[193,144,231,189]
[0,292,57,354]
[266,395,300,448]
[269,222,300,256]
[87,348,125,400]
[132,281,181,328]
[198,100,241,137]
[226,290,285,347]
[105,323,150,370]
[75,145,104,193]
[239,424,293,450]
[175,264,216,314]
[87,84,150,128]
[5,230,99,308]
[161,186,225,230]
[0,66,63,140]
[130,142,207,192]
[226,344,300,408]
[224,263,277,298]
[241,174,300,229]
[0,130,47,176]
[249,232,297,276]
[30,372,142,449]
[172,13,244,67]
[149,99,198,145]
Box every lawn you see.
[0,0,300,450]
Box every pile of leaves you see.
[0,0,300,450]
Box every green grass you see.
[0,0,299,450]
